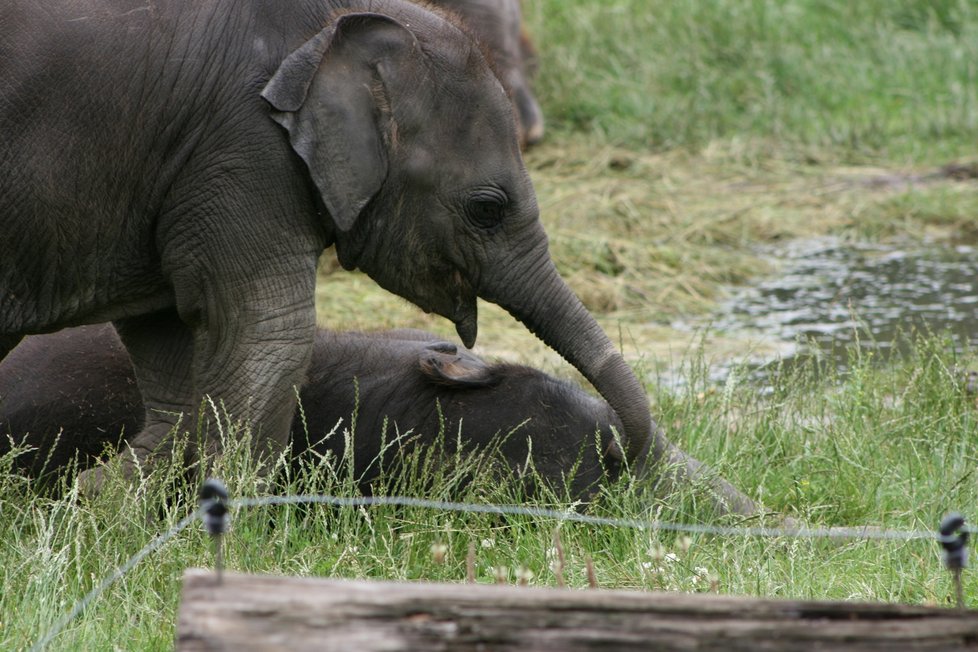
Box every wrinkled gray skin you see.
[0,0,747,512]
[0,325,757,514]
[1,326,758,514]
[0,325,620,499]
[430,0,544,146]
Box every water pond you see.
[677,237,978,387]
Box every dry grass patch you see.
[316,138,978,378]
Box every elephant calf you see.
[0,326,762,514]
[0,325,624,499]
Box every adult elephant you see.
[0,325,757,514]
[432,0,545,147]
[0,0,679,500]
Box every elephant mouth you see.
[451,271,478,348]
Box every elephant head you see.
[261,8,653,466]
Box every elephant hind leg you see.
[76,312,195,495]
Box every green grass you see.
[525,0,978,163]
[3,334,976,649]
[7,0,978,648]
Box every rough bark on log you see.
[176,568,978,651]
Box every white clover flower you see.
[642,561,666,574]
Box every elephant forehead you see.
[397,145,520,206]
[390,89,522,190]
[370,6,517,149]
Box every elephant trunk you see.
[485,252,759,516]
[483,254,655,468]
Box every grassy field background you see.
[5,1,978,648]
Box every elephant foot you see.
[76,464,110,498]
[76,447,149,498]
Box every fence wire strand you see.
[231,494,960,541]
[29,510,201,652]
[31,491,972,650]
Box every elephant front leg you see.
[187,283,317,473]
[78,275,318,496]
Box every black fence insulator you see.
[200,478,230,536]
[938,512,969,610]
[199,478,230,582]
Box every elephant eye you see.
[465,188,508,231]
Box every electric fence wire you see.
[29,510,201,652]
[230,494,967,541]
[30,491,975,650]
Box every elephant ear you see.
[418,342,499,388]
[262,13,415,231]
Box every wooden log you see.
[176,568,978,651]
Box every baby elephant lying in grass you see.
[0,325,620,499]
[0,325,756,512]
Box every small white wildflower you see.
[430,542,448,564]
[664,552,679,563]
[480,538,495,549]
[648,543,666,562]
